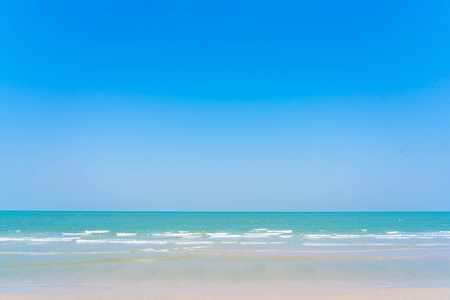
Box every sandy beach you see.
[2,287,450,300]
[2,213,450,300]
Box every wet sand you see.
[1,287,450,300]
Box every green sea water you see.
[1,211,449,291]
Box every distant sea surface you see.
[1,211,450,291]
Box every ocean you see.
[1,211,449,295]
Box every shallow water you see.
[1,211,449,287]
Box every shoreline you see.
[1,287,450,299]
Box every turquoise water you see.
[1,211,450,288]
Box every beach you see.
[1,212,449,299]
[2,287,450,299]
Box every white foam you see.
[207,232,243,238]
[140,248,169,252]
[0,237,80,242]
[221,242,238,245]
[244,232,283,238]
[76,239,167,244]
[302,234,365,239]
[208,231,288,238]
[360,229,367,232]
[252,228,267,231]
[63,230,111,235]
[385,231,399,234]
[267,230,292,233]
[62,232,90,236]
[330,234,361,239]
[116,233,137,237]
[153,232,202,238]
[174,241,215,245]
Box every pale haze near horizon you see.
[1,0,449,211]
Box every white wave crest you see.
[62,232,91,236]
[116,233,137,237]
[207,232,243,238]
[174,241,215,245]
[76,239,167,244]
[0,237,80,243]
[152,232,202,238]
[139,248,169,252]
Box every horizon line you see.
[1,210,449,213]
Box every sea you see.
[1,211,449,296]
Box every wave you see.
[206,233,243,238]
[138,248,169,252]
[62,230,109,236]
[116,233,137,237]
[0,237,80,243]
[174,241,215,245]
[206,232,289,238]
[240,242,285,245]
[62,232,91,236]
[244,232,284,238]
[152,232,203,238]
[300,233,430,240]
[302,234,362,239]
[76,239,168,244]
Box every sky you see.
[0,0,449,211]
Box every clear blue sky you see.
[1,0,449,211]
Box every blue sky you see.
[1,0,449,211]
